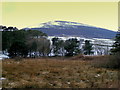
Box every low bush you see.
[107,54,120,69]
[92,54,120,69]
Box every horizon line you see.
[1,20,118,32]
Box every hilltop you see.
[24,20,116,39]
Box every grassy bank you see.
[2,56,119,88]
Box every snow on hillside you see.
[47,36,115,56]
[24,20,116,39]
[0,54,9,60]
[27,21,98,29]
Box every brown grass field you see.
[2,55,119,88]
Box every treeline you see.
[0,25,18,31]
[1,26,94,58]
[51,37,93,56]
[1,26,120,59]
[2,26,50,58]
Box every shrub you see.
[107,54,120,69]
[92,54,120,69]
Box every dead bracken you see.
[2,57,119,88]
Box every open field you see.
[2,56,119,88]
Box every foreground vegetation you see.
[1,24,120,89]
[2,56,119,88]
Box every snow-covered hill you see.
[27,21,95,29]
[23,20,116,56]
[24,20,116,39]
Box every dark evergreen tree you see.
[2,30,27,53]
[26,30,47,39]
[52,37,65,56]
[111,31,120,54]
[108,31,120,69]
[83,40,93,55]
[8,41,28,58]
[2,31,14,53]
[64,38,80,56]
[52,37,60,56]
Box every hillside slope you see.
[24,21,116,39]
